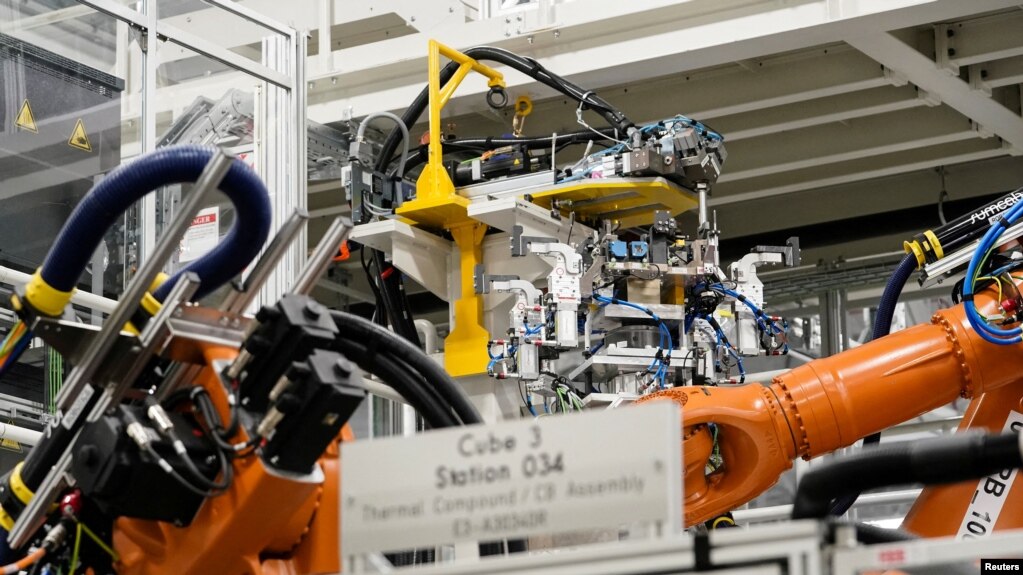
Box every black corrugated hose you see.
[796,431,1023,520]
[374,46,632,174]
[327,310,530,557]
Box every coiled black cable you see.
[329,310,482,425]
[332,338,457,428]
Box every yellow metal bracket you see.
[394,40,505,375]
[396,39,505,231]
[445,222,490,376]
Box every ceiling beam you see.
[712,144,1009,207]
[846,32,1023,152]
[973,56,1023,91]
[720,105,977,174]
[720,131,977,182]
[945,10,1023,70]
[307,0,1023,122]
[712,154,1023,238]
[718,85,931,142]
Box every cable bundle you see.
[328,310,482,428]
[0,322,30,379]
[963,199,1023,344]
[594,294,673,388]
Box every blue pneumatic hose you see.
[39,145,271,302]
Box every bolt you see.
[304,300,324,318]
[334,357,353,378]
[528,35,534,44]
[947,28,954,38]
[410,16,416,22]
[554,29,560,38]
[947,48,956,57]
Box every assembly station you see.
[1,0,1023,573]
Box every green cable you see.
[79,521,119,561]
[70,522,82,575]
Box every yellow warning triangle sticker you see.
[68,118,92,152]
[15,99,37,133]
[0,438,21,452]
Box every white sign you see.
[956,410,1023,539]
[179,206,219,263]
[340,402,682,557]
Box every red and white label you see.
[191,212,217,226]
[877,548,905,564]
[180,206,220,263]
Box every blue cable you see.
[705,313,745,382]
[964,198,1023,344]
[594,294,674,382]
[487,345,518,372]
[711,285,772,332]
[558,115,721,184]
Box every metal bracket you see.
[474,264,517,295]
[935,23,959,76]
[510,225,557,257]
[751,236,800,267]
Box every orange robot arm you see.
[640,278,1023,528]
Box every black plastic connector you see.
[233,295,339,413]
[71,406,216,526]
[260,349,365,474]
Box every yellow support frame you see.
[397,39,505,231]
[396,40,505,376]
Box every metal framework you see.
[67,0,308,308]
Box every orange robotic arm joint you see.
[641,279,1023,527]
